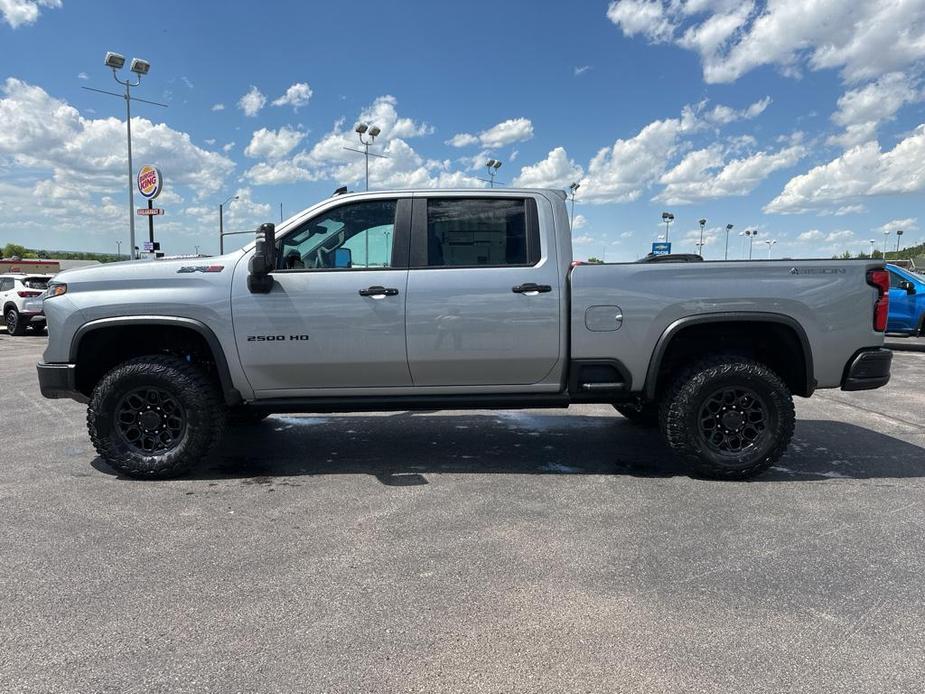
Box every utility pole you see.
[698,218,706,257]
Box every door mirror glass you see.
[900,280,917,294]
[334,247,352,268]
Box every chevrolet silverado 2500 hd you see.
[36,189,892,480]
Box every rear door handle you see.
[358,285,399,297]
[512,283,552,294]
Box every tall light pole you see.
[724,224,733,260]
[882,229,891,256]
[484,159,503,188]
[218,193,238,254]
[569,182,580,229]
[344,123,386,192]
[896,229,904,254]
[698,218,706,257]
[762,239,777,259]
[869,239,876,257]
[661,211,674,245]
[741,229,758,259]
[83,52,165,260]
[115,240,122,260]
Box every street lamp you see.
[882,229,891,256]
[661,212,674,244]
[343,123,387,192]
[724,224,733,260]
[485,159,503,188]
[741,229,758,259]
[115,240,122,260]
[896,229,904,254]
[83,52,165,260]
[569,182,580,228]
[762,239,777,259]
[698,218,706,257]
[218,193,239,254]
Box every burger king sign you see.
[136,165,163,199]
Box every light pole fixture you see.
[344,123,387,192]
[868,239,876,257]
[218,193,239,254]
[724,224,733,260]
[882,229,891,256]
[569,182,580,228]
[484,159,503,188]
[762,239,777,259]
[115,240,122,260]
[661,212,674,244]
[83,51,166,261]
[896,229,904,254]
[698,218,707,257]
[741,229,758,259]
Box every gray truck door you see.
[232,197,413,394]
[404,195,561,386]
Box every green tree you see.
[586,257,604,264]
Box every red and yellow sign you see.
[136,165,163,199]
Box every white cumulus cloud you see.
[512,147,583,189]
[446,117,534,149]
[237,86,266,117]
[0,0,61,28]
[243,126,305,161]
[272,82,313,110]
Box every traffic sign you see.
[142,241,161,252]
[651,242,671,256]
[137,208,164,216]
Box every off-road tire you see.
[5,307,27,336]
[659,356,795,480]
[226,407,271,424]
[614,402,659,427]
[88,355,225,479]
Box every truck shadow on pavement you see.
[90,413,925,483]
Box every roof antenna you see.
[333,186,349,196]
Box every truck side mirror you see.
[247,222,276,294]
[899,280,916,295]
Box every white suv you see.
[1,274,51,336]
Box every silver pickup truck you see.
[36,188,892,480]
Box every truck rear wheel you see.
[659,356,794,480]
[87,355,225,479]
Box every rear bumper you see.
[841,348,892,391]
[36,362,86,402]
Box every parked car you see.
[36,188,891,480]
[1,273,51,335]
[886,263,925,336]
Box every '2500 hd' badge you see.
[247,335,310,342]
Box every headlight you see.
[46,283,67,298]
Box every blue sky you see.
[0,0,923,260]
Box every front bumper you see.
[841,348,892,391]
[36,362,86,402]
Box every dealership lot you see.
[1,331,924,693]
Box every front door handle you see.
[358,285,399,297]
[512,283,552,294]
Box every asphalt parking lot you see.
[1,331,924,693]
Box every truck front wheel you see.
[659,356,795,480]
[87,355,225,479]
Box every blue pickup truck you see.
[887,264,925,336]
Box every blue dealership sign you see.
[651,242,671,256]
